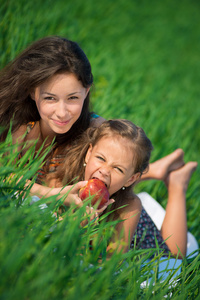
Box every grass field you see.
[0,0,200,299]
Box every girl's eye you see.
[96,156,105,161]
[115,167,124,174]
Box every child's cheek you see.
[84,165,90,181]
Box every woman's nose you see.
[55,101,67,118]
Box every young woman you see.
[0,36,103,202]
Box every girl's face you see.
[85,136,140,196]
[31,73,89,138]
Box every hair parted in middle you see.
[0,36,93,143]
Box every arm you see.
[30,179,115,207]
[29,181,89,207]
[107,195,142,254]
[12,124,85,206]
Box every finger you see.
[107,198,115,205]
[72,181,88,192]
[96,199,115,214]
[85,206,95,215]
[73,195,83,207]
[89,208,99,221]
[85,205,92,214]
[95,212,99,220]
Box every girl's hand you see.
[80,205,98,226]
[80,198,115,226]
[96,198,115,214]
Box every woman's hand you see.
[30,181,88,205]
[30,181,115,225]
[60,181,115,212]
[60,181,88,207]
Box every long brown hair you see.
[0,36,93,143]
[48,119,153,211]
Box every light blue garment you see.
[140,256,182,290]
[30,195,48,210]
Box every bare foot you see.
[165,161,198,193]
[148,148,185,181]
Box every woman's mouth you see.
[53,119,70,126]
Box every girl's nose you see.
[99,166,110,177]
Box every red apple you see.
[79,178,110,209]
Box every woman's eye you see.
[69,96,78,100]
[44,97,55,101]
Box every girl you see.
[47,119,197,257]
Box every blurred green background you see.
[1,0,200,241]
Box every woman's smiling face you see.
[32,73,89,138]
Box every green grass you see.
[0,0,200,298]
